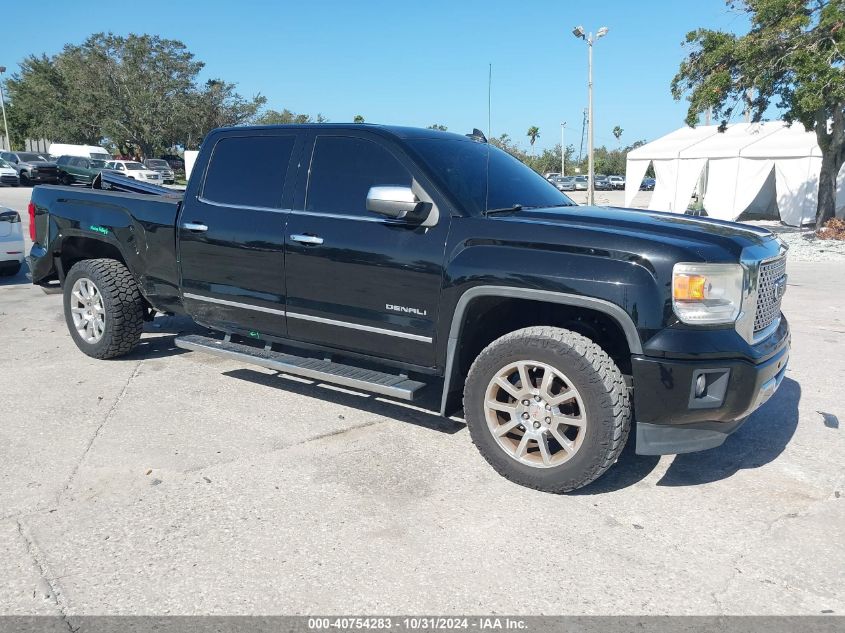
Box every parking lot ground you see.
[1,186,843,615]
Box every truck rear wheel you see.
[63,259,145,359]
[464,326,630,493]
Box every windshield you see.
[90,160,107,168]
[19,152,51,162]
[0,159,11,168]
[146,159,168,167]
[91,153,112,161]
[408,139,575,215]
[124,162,144,170]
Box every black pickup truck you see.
[27,124,790,493]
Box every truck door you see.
[178,131,302,339]
[283,132,450,368]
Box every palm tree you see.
[527,126,540,156]
[353,114,365,123]
[613,125,624,143]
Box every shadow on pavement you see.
[657,376,801,486]
[570,432,661,495]
[222,367,465,436]
[123,314,210,361]
[572,376,801,493]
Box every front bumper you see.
[633,318,791,455]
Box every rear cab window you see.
[201,135,297,209]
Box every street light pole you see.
[0,67,9,152]
[560,122,566,176]
[587,38,594,205]
[572,26,608,207]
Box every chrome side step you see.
[175,334,426,401]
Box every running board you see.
[175,334,426,401]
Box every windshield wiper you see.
[486,204,534,215]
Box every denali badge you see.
[386,304,428,316]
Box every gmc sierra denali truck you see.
[27,124,791,493]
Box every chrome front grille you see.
[754,256,787,332]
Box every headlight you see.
[672,263,744,324]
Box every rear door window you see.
[305,136,412,217]
[202,135,297,209]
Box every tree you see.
[182,79,266,150]
[427,123,448,131]
[353,114,365,123]
[255,109,327,125]
[6,33,265,156]
[612,125,624,143]
[526,126,540,156]
[671,0,845,228]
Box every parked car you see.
[0,158,20,186]
[640,177,656,191]
[27,124,790,494]
[56,156,109,185]
[104,160,163,183]
[552,176,575,191]
[573,175,588,190]
[0,207,25,276]
[608,175,625,190]
[594,174,612,191]
[48,144,112,161]
[143,158,176,184]
[159,154,186,171]
[544,172,561,180]
[0,151,59,186]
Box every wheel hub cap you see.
[70,278,106,344]
[484,360,587,469]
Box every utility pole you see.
[560,122,566,176]
[0,67,10,151]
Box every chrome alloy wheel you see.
[484,360,586,468]
[70,278,106,343]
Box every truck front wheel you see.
[63,259,145,359]
[464,326,631,493]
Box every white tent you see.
[625,121,845,226]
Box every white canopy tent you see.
[625,122,845,226]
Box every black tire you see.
[60,172,73,186]
[63,259,145,359]
[0,261,22,276]
[19,172,30,186]
[464,326,630,493]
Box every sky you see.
[4,0,761,153]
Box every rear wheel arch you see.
[57,236,132,284]
[439,286,642,416]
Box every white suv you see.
[104,160,163,183]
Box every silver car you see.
[552,176,576,191]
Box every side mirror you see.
[366,186,429,222]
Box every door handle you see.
[290,234,324,245]
[182,222,208,232]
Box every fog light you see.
[695,374,707,398]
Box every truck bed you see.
[28,185,185,313]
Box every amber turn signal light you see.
[673,274,707,301]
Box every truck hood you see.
[493,205,776,261]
